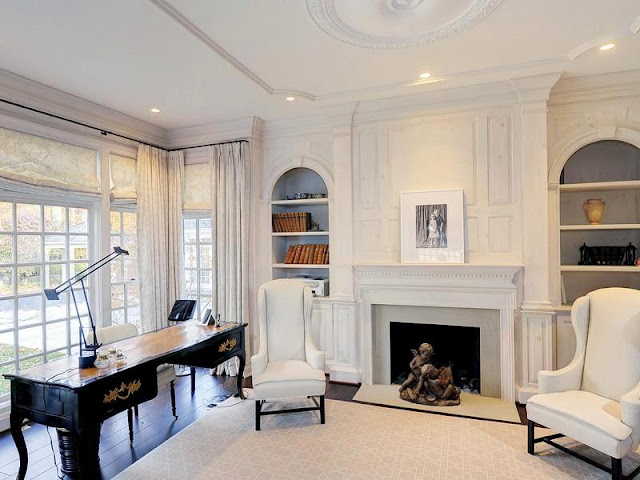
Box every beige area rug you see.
[353,384,521,424]
[113,391,640,480]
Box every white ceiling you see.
[0,0,638,128]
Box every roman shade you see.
[110,154,137,202]
[183,162,211,211]
[0,127,100,194]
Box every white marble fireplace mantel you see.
[354,263,523,402]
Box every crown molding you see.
[0,68,168,148]
[548,69,640,106]
[510,72,563,104]
[353,79,521,125]
[166,116,260,149]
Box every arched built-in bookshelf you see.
[557,140,640,306]
[271,167,330,294]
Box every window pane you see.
[72,262,88,278]
[111,309,124,325]
[126,284,139,307]
[17,266,41,294]
[123,259,137,282]
[185,245,197,269]
[18,296,42,326]
[70,236,88,260]
[199,270,212,295]
[111,260,122,283]
[45,263,66,289]
[184,219,197,243]
[0,235,12,264]
[47,350,67,362]
[199,297,212,316]
[16,204,41,232]
[44,206,66,232]
[46,321,68,351]
[69,208,88,233]
[18,326,43,357]
[198,219,212,243]
[111,284,124,309]
[111,235,120,250]
[0,202,13,231]
[109,212,121,234]
[45,235,66,261]
[200,245,212,268]
[46,293,67,322]
[17,235,41,263]
[19,356,43,371]
[0,364,14,396]
[0,333,15,362]
[122,235,136,257]
[185,270,198,294]
[123,212,136,235]
[0,299,13,328]
[0,267,12,296]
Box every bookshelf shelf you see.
[560,265,640,273]
[271,198,328,206]
[272,264,329,269]
[272,231,329,237]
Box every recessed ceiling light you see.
[150,108,161,113]
[599,43,615,51]
[285,96,296,102]
[419,72,431,79]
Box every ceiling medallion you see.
[307,0,502,49]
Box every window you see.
[109,211,139,328]
[183,217,212,320]
[0,200,91,396]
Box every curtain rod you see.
[0,98,248,152]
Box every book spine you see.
[292,244,302,264]
[284,245,295,264]
[306,212,310,232]
[302,244,310,264]
[296,212,303,232]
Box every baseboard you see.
[328,365,360,384]
[518,386,539,403]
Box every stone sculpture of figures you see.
[398,342,461,406]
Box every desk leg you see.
[236,353,246,399]
[75,423,102,480]
[10,411,27,480]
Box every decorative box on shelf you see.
[578,242,637,266]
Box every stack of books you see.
[272,212,311,232]
[283,244,329,264]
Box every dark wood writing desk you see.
[4,322,247,480]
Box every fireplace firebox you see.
[390,322,481,394]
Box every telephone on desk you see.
[200,308,222,327]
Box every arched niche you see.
[271,167,328,201]
[560,140,640,184]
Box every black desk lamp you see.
[45,246,129,369]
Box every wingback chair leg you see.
[611,458,622,480]
[527,420,535,455]
[127,408,134,447]
[320,395,325,424]
[255,400,262,431]
[170,380,177,419]
[190,367,196,395]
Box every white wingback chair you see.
[91,324,178,446]
[251,279,326,430]
[527,287,640,480]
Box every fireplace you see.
[390,322,481,394]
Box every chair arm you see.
[251,348,268,377]
[538,358,583,394]
[305,339,325,372]
[622,381,640,439]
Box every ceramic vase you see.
[583,198,606,225]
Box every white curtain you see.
[168,151,185,306]
[210,142,249,376]
[136,145,185,332]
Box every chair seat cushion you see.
[253,360,326,400]
[527,390,633,458]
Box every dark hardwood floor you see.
[0,372,524,479]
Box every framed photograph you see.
[400,189,464,263]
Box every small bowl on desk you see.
[113,349,127,368]
[94,351,111,369]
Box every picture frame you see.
[400,188,465,263]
